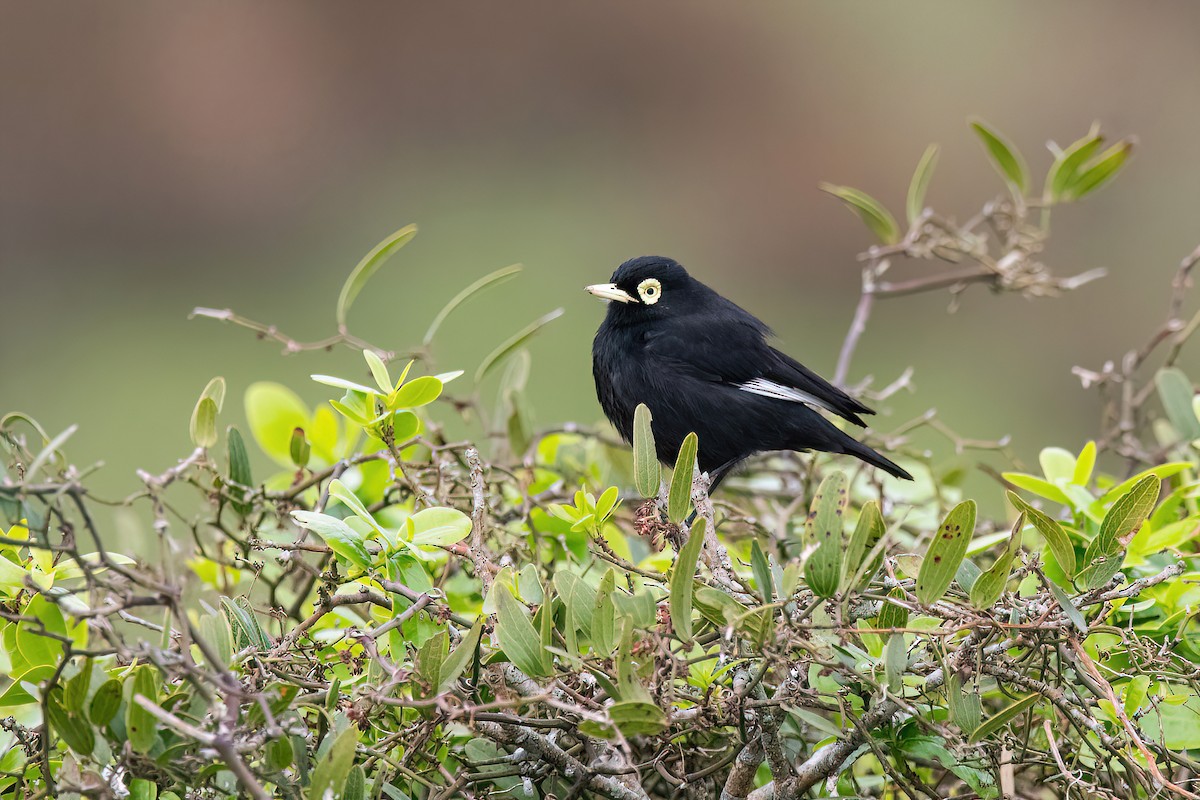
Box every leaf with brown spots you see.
[916,500,976,605]
[803,471,849,599]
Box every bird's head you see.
[586,256,698,322]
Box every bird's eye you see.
[637,278,662,305]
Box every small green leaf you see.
[969,513,1023,609]
[884,633,906,691]
[1007,491,1076,579]
[1089,475,1160,557]
[267,735,294,772]
[1039,447,1076,483]
[438,618,484,694]
[310,375,379,395]
[1124,674,1151,718]
[126,665,160,754]
[969,694,1041,743]
[336,224,418,328]
[327,479,384,536]
[88,679,122,726]
[226,426,253,516]
[408,507,472,547]
[632,403,660,498]
[129,778,158,800]
[493,583,550,677]
[423,264,523,346]
[667,432,698,524]
[190,398,218,449]
[47,688,94,755]
[844,500,885,590]
[1156,368,1200,441]
[803,471,849,599]
[344,765,366,800]
[1073,441,1097,486]
[291,511,372,569]
[969,118,1030,195]
[1066,139,1134,200]
[415,630,449,696]
[475,308,564,384]
[1002,472,1071,505]
[609,699,668,737]
[1047,580,1087,633]
[1045,130,1104,203]
[363,349,392,394]
[592,569,618,655]
[906,144,940,224]
[391,375,443,409]
[916,500,976,605]
[309,726,360,800]
[289,427,311,469]
[64,662,92,714]
[750,539,772,603]
[876,587,909,630]
[819,183,902,245]
[670,518,706,643]
[946,672,982,732]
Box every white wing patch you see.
[737,378,836,413]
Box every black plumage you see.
[588,256,913,489]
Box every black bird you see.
[588,256,913,489]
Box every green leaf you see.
[1124,675,1151,718]
[245,382,311,468]
[946,672,982,732]
[64,662,92,714]
[819,183,901,245]
[969,694,1041,743]
[129,779,158,800]
[1002,472,1071,505]
[310,374,379,395]
[667,432,698,524]
[670,518,706,643]
[267,735,294,772]
[803,471,849,599]
[876,587,909,630]
[226,426,253,515]
[1007,491,1076,579]
[437,618,484,694]
[1156,367,1200,441]
[916,500,976,605]
[408,507,472,547]
[415,630,449,695]
[844,500,885,591]
[750,539,772,603]
[0,665,54,707]
[308,726,359,800]
[969,513,1023,609]
[906,144,940,224]
[1080,475,1159,589]
[88,679,122,725]
[1073,440,1097,485]
[126,665,160,754]
[1066,139,1134,200]
[884,633,906,691]
[609,700,668,737]
[189,377,225,448]
[344,765,366,800]
[390,375,443,409]
[1090,475,1160,557]
[289,427,311,469]
[592,569,618,655]
[47,688,94,755]
[1039,447,1076,483]
[363,349,392,393]
[1045,130,1104,203]
[336,224,418,328]
[475,308,564,384]
[423,264,523,347]
[327,479,384,536]
[632,403,660,498]
[199,613,233,669]
[291,511,372,569]
[493,583,550,677]
[969,118,1029,195]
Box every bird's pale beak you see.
[586,283,636,303]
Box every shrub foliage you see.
[3,122,1200,800]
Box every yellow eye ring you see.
[637,278,662,305]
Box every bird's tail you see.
[838,437,914,481]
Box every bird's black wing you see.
[642,309,874,427]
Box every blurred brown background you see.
[3,2,1199,494]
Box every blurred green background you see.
[3,2,1199,497]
